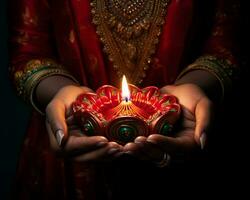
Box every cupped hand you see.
[45,85,123,162]
[123,83,213,164]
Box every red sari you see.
[9,0,239,199]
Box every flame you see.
[122,75,130,102]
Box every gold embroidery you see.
[69,30,76,43]
[89,55,98,72]
[14,59,60,86]
[14,59,79,114]
[91,0,170,85]
[16,31,29,45]
[16,30,39,46]
[176,55,238,100]
[22,6,38,26]
[212,26,224,36]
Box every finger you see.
[194,98,213,146]
[66,115,75,125]
[64,135,108,154]
[147,133,197,153]
[123,142,148,161]
[65,117,82,136]
[123,142,142,153]
[134,136,165,162]
[46,119,109,155]
[46,120,62,153]
[46,99,68,146]
[124,137,166,162]
[73,142,122,162]
[182,107,195,123]
[160,85,175,94]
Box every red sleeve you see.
[177,0,241,99]
[202,0,240,66]
[9,0,55,81]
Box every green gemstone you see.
[160,123,172,135]
[118,126,136,143]
[83,121,94,135]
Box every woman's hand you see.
[45,85,123,162]
[123,83,213,165]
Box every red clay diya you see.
[72,76,181,145]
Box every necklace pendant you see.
[91,0,170,84]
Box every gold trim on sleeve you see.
[176,55,238,100]
[14,59,79,114]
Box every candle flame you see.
[122,75,130,102]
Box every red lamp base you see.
[72,85,181,145]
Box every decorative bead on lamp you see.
[72,76,181,145]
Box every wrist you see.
[14,59,80,114]
[175,70,222,103]
[176,55,238,103]
[52,85,93,107]
[35,75,80,113]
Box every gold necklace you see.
[91,0,170,85]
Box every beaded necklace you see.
[91,0,170,84]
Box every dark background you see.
[0,1,30,199]
[0,0,249,199]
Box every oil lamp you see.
[72,76,181,145]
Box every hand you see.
[45,85,123,162]
[123,83,213,165]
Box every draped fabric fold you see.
[9,0,240,199]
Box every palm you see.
[160,84,212,150]
[123,84,212,162]
[46,85,123,162]
[65,114,86,137]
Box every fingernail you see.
[96,142,108,147]
[134,136,147,143]
[56,130,64,146]
[134,139,146,144]
[134,140,142,144]
[108,148,120,155]
[124,151,133,155]
[200,132,207,150]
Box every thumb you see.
[194,97,213,149]
[46,99,68,146]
